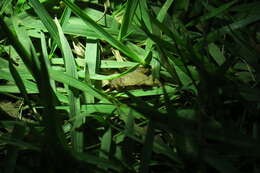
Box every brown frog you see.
[110,67,160,89]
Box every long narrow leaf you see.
[118,0,139,40]
[62,0,144,64]
[54,18,83,152]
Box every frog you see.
[109,67,160,89]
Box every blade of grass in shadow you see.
[186,0,237,27]
[139,120,155,173]
[4,123,26,173]
[111,119,181,163]
[138,20,183,85]
[140,17,200,88]
[54,18,83,152]
[72,151,123,172]
[118,0,138,41]
[0,134,40,151]
[205,152,239,173]
[203,14,260,45]
[123,90,260,153]
[32,49,76,171]
[61,0,144,64]
[152,0,175,58]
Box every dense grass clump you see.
[0,0,260,172]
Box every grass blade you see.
[61,0,144,64]
[4,123,26,173]
[29,0,61,48]
[118,0,139,40]
[54,18,83,152]
[139,120,155,173]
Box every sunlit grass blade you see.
[0,0,11,16]
[49,69,117,103]
[54,18,83,152]
[0,17,34,74]
[61,0,144,64]
[156,0,174,22]
[0,66,68,103]
[49,0,74,56]
[118,0,138,40]
[10,15,63,105]
[84,39,99,103]
[99,127,112,166]
[29,0,61,48]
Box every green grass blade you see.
[29,0,61,48]
[208,43,226,66]
[143,0,174,63]
[54,18,83,152]
[10,15,62,105]
[61,0,144,64]
[72,152,122,171]
[156,0,174,22]
[0,0,11,16]
[99,127,112,160]
[84,39,99,103]
[4,123,26,173]
[0,135,40,151]
[49,69,116,103]
[0,17,34,74]
[39,32,56,90]
[205,153,239,173]
[118,0,139,40]
[49,0,74,56]
[0,66,68,103]
[2,10,71,168]
[186,0,237,27]
[204,14,260,44]
[8,59,37,116]
[136,0,152,32]
[139,120,155,173]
